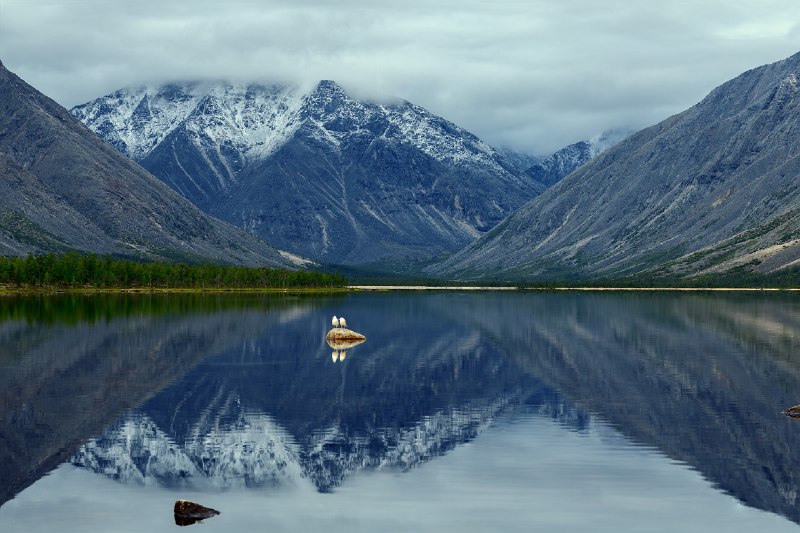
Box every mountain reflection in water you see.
[3,292,800,527]
[71,296,548,493]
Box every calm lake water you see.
[2,291,800,531]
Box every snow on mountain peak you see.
[72,82,305,163]
[72,80,516,178]
[72,83,206,160]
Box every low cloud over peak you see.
[2,0,800,154]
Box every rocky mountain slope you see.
[73,81,543,266]
[430,51,800,280]
[0,153,117,256]
[0,60,296,266]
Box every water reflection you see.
[3,292,800,527]
[327,337,365,363]
[69,296,539,493]
[0,294,340,506]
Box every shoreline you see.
[349,285,800,292]
[350,285,519,291]
[0,285,798,295]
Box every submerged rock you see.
[174,499,220,526]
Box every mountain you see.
[429,51,800,280]
[0,59,297,267]
[525,129,632,188]
[72,81,543,267]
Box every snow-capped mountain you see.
[526,129,632,188]
[72,81,543,267]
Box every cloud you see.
[2,0,800,154]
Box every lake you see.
[2,291,800,531]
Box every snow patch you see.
[278,250,315,267]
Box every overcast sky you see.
[1,0,799,154]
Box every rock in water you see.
[174,499,220,526]
[326,337,366,351]
[326,328,366,342]
[783,405,800,419]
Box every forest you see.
[0,254,347,290]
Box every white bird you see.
[339,316,347,328]
[332,315,340,328]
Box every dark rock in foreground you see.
[782,405,800,419]
[174,499,220,526]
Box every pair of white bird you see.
[331,315,347,328]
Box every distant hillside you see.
[0,59,297,267]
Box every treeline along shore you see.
[0,254,347,291]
